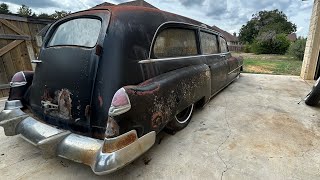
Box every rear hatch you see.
[28,11,110,135]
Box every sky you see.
[1,0,314,37]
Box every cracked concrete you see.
[0,73,320,179]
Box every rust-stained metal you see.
[105,116,120,138]
[102,130,137,153]
[57,89,72,119]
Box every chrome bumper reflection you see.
[0,100,156,175]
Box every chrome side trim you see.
[31,60,42,63]
[0,105,156,175]
[228,65,243,75]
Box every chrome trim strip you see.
[139,52,230,64]
[228,65,243,75]
[31,60,42,63]
[0,105,156,175]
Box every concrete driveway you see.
[0,74,320,180]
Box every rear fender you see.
[114,64,211,136]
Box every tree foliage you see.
[251,31,291,55]
[239,10,297,44]
[288,38,307,61]
[0,3,10,14]
[18,4,32,17]
[50,11,71,19]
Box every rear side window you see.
[200,32,219,54]
[48,18,101,48]
[220,37,228,53]
[153,28,198,58]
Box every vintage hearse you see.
[0,6,243,174]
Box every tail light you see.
[10,71,27,87]
[108,88,131,116]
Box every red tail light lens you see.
[108,88,131,116]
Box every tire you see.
[305,77,320,106]
[165,104,194,134]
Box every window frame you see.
[151,25,201,59]
[45,15,103,49]
[219,36,229,53]
[199,30,220,55]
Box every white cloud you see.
[2,0,313,37]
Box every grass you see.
[232,52,303,76]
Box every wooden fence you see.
[0,14,53,98]
[229,45,244,52]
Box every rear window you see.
[220,37,228,53]
[153,28,198,58]
[200,32,219,54]
[48,18,101,48]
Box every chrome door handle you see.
[31,60,42,63]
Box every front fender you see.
[114,64,211,136]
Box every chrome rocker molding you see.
[0,100,156,175]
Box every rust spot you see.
[102,132,137,153]
[57,89,72,118]
[80,149,97,165]
[105,117,120,138]
[151,111,163,129]
[98,95,103,107]
[41,87,53,101]
[85,105,91,119]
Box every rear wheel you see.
[165,104,194,134]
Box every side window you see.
[153,28,198,58]
[220,37,228,53]
[200,31,219,54]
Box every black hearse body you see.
[0,6,243,174]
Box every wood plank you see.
[26,40,36,70]
[0,90,3,98]
[20,41,32,70]
[0,34,31,40]
[2,89,9,97]
[10,44,25,71]
[0,40,24,57]
[0,14,27,22]
[0,22,15,82]
[0,57,8,84]
[0,19,25,35]
[0,84,9,90]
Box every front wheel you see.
[165,104,194,134]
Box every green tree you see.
[0,3,10,14]
[18,4,32,17]
[239,10,297,43]
[251,31,290,55]
[50,11,71,19]
[288,38,307,60]
[38,13,52,19]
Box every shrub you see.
[251,31,290,55]
[288,39,307,61]
[244,43,251,53]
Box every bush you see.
[251,31,290,55]
[244,43,251,53]
[288,39,307,61]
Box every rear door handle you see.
[31,60,42,63]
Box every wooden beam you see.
[0,14,27,22]
[0,40,24,57]
[0,19,25,35]
[0,84,10,90]
[0,34,31,40]
[25,40,36,70]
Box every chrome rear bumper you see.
[0,100,156,175]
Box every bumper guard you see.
[0,100,156,175]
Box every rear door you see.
[199,31,228,95]
[219,37,239,82]
[29,12,110,134]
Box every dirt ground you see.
[0,73,319,180]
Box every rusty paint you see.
[85,105,91,119]
[151,112,163,129]
[57,89,72,118]
[41,87,53,102]
[80,149,97,166]
[102,132,137,153]
[105,117,120,138]
[98,95,103,107]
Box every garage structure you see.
[301,0,320,80]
